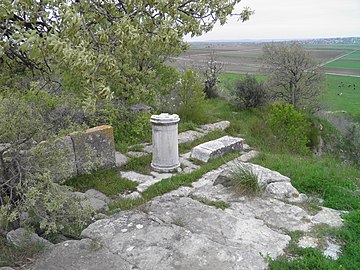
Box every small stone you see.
[198,121,230,133]
[324,241,341,260]
[115,152,129,167]
[136,224,143,229]
[178,130,204,144]
[312,207,344,228]
[238,150,259,162]
[126,151,148,158]
[6,228,52,248]
[85,189,110,203]
[121,229,128,233]
[298,236,319,248]
[120,192,142,200]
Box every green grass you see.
[343,52,360,61]
[109,152,240,211]
[219,73,267,92]
[64,168,137,196]
[122,154,152,175]
[320,75,360,116]
[229,167,264,197]
[325,61,360,69]
[252,153,359,210]
[190,195,230,210]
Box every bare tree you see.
[262,42,324,109]
[204,52,224,98]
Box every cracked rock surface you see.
[30,158,344,270]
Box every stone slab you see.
[70,126,116,175]
[238,150,259,162]
[198,121,230,133]
[191,136,244,162]
[178,130,204,144]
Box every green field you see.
[325,61,360,69]
[220,72,360,116]
[343,52,360,60]
[320,75,360,115]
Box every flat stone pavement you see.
[29,157,345,270]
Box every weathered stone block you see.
[70,125,116,175]
[190,136,243,162]
[45,136,77,182]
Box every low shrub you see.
[234,75,267,109]
[176,69,208,124]
[269,104,311,155]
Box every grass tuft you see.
[230,167,264,197]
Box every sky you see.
[185,0,360,41]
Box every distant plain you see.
[172,42,360,116]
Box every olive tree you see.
[0,0,253,109]
[262,43,324,109]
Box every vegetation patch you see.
[252,153,359,210]
[122,155,153,175]
[190,195,230,210]
[0,234,45,268]
[65,168,137,196]
[229,168,264,197]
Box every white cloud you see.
[186,0,360,41]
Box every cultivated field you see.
[171,42,360,116]
[172,42,360,77]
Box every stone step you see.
[190,136,244,163]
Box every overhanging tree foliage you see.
[0,0,253,109]
[262,43,324,109]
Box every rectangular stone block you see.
[190,136,244,163]
[20,136,77,183]
[71,125,116,175]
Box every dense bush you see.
[234,75,267,109]
[0,95,92,236]
[269,104,311,155]
[176,69,208,123]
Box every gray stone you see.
[120,171,154,184]
[119,191,142,200]
[126,151,148,158]
[120,171,166,193]
[265,182,301,201]
[29,239,132,270]
[312,207,344,228]
[243,143,251,151]
[178,130,204,144]
[198,121,230,133]
[238,150,259,162]
[191,136,244,162]
[143,144,153,153]
[70,125,116,175]
[324,241,341,260]
[298,236,319,248]
[0,267,15,270]
[7,228,52,248]
[150,171,173,180]
[151,113,180,172]
[115,152,128,167]
[78,197,290,270]
[74,192,109,212]
[85,189,110,203]
[232,162,291,186]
